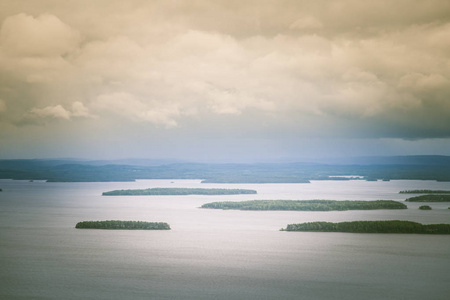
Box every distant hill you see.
[1,156,450,183]
[322,155,450,166]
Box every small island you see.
[200,200,407,211]
[102,187,257,196]
[283,220,450,234]
[405,195,450,202]
[75,220,171,230]
[419,205,432,210]
[400,190,450,194]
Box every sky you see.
[0,0,449,162]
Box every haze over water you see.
[1,179,449,300]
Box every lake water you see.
[1,179,449,299]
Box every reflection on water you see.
[0,179,449,299]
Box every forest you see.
[400,190,450,194]
[283,220,450,234]
[419,205,432,210]
[200,200,407,211]
[405,195,450,202]
[2,156,450,182]
[75,220,171,230]
[102,188,257,196]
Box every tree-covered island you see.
[200,200,407,211]
[103,187,257,196]
[400,190,450,194]
[405,195,450,202]
[419,205,432,210]
[283,220,450,234]
[102,187,257,196]
[75,220,171,230]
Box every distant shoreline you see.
[2,157,450,182]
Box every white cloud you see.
[30,105,71,120]
[25,102,93,122]
[92,92,180,127]
[71,101,93,118]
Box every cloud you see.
[0,13,81,57]
[0,13,79,84]
[290,16,323,30]
[29,105,71,120]
[71,101,92,118]
[92,92,180,127]
[0,99,6,112]
[24,102,93,123]
[1,1,450,160]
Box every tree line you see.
[283,220,450,234]
[200,200,407,211]
[75,220,171,230]
[400,190,450,194]
[102,188,257,196]
[405,195,450,202]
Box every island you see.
[400,190,450,194]
[283,220,450,234]
[200,200,407,211]
[102,188,257,196]
[405,195,450,202]
[419,205,432,210]
[75,220,171,230]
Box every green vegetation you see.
[75,220,170,230]
[102,188,257,196]
[405,195,450,202]
[419,205,432,210]
[400,190,450,194]
[200,200,407,211]
[283,220,450,234]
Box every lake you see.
[1,179,449,299]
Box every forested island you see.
[405,195,450,202]
[283,220,450,234]
[75,220,171,230]
[200,200,407,211]
[400,190,450,194]
[419,205,432,210]
[102,188,257,196]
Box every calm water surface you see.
[1,179,449,299]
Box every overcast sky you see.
[0,0,449,162]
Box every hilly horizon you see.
[1,155,450,183]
